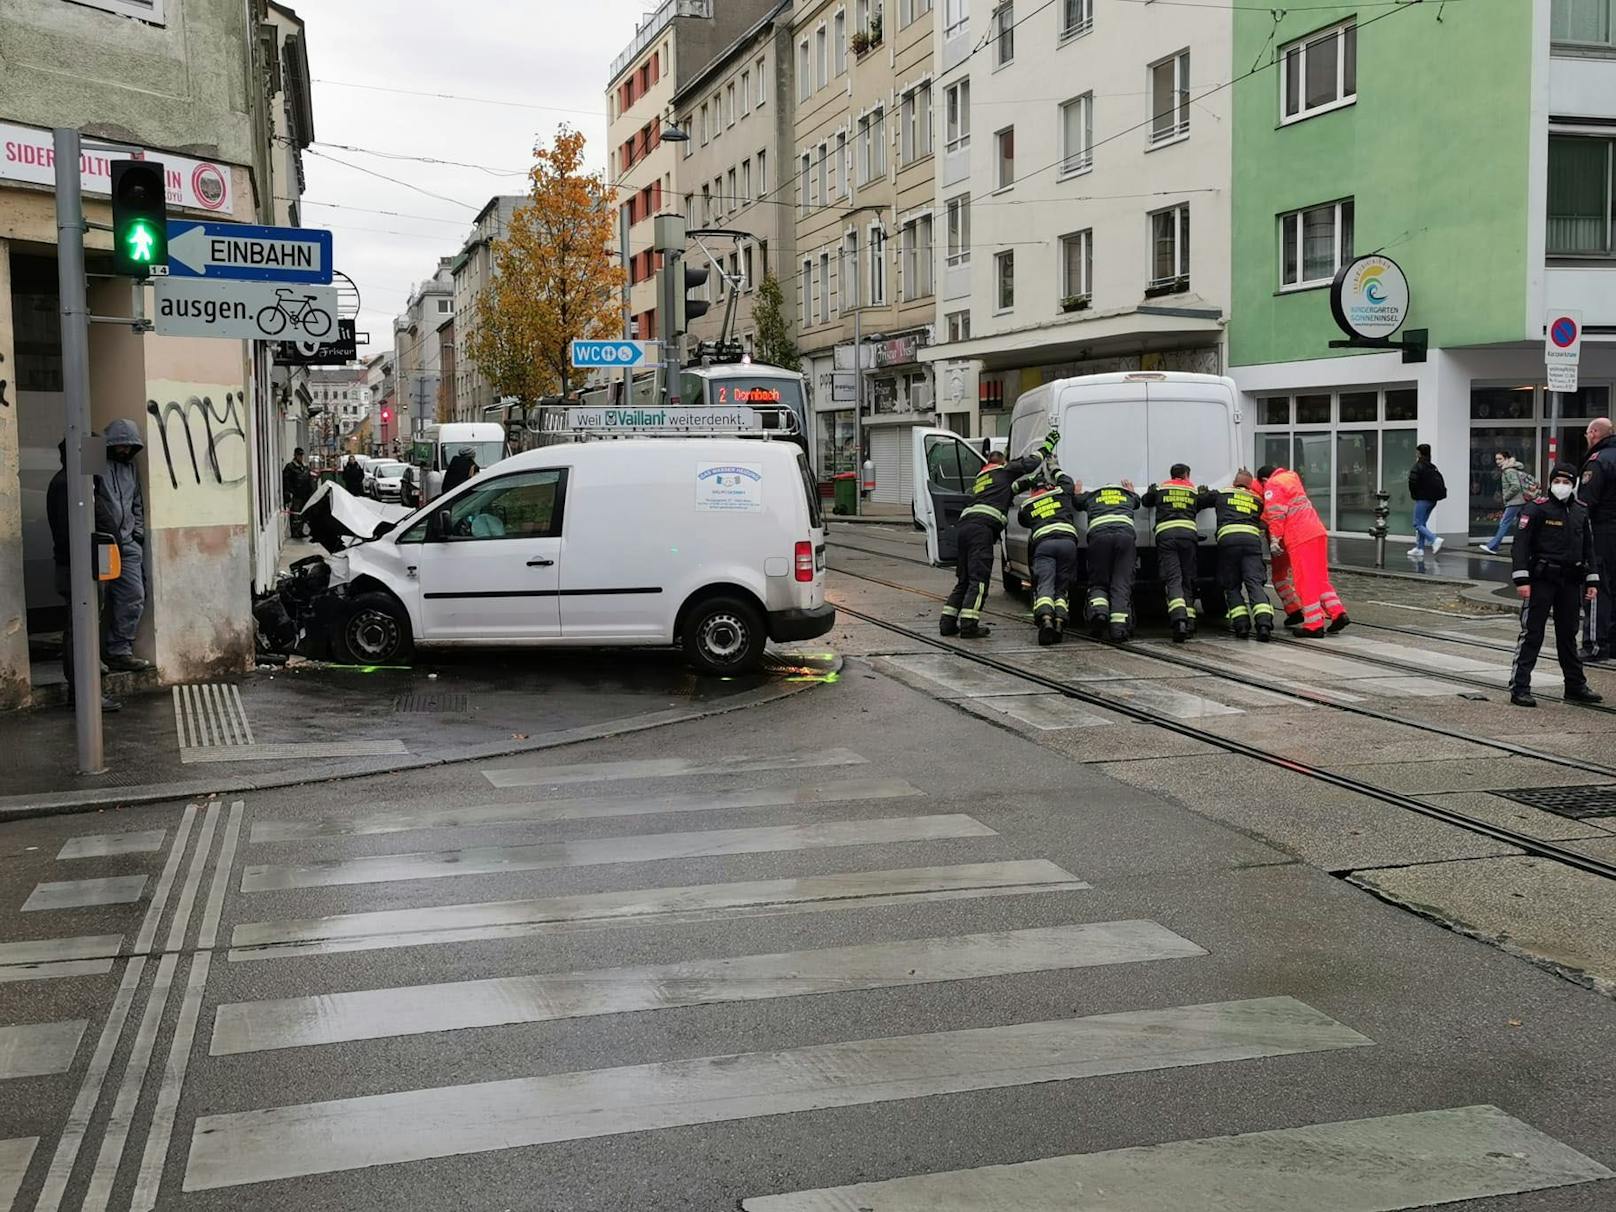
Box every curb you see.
[0,663,835,822]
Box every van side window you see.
[444,469,567,541]
[925,435,984,492]
[795,452,824,529]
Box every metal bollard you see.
[1367,489,1391,568]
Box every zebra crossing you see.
[0,746,1612,1209]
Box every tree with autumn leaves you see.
[465,127,625,401]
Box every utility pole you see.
[852,304,863,517]
[619,202,633,404]
[654,214,687,407]
[54,128,105,773]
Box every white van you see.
[913,372,1244,599]
[414,422,508,503]
[323,437,833,674]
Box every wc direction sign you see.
[570,339,659,369]
[1545,309,1582,393]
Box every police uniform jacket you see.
[1580,435,1616,530]
[1512,494,1599,588]
[1197,485,1266,542]
[1017,476,1080,551]
[1140,479,1200,538]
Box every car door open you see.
[911,428,988,565]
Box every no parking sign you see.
[1545,309,1582,393]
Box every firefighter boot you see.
[1037,618,1059,646]
[1255,621,1273,643]
[959,621,993,639]
[1172,619,1192,644]
[939,615,960,637]
[1232,620,1252,639]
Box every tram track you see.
[826,580,1616,884]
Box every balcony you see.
[609,0,710,83]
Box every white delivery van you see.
[323,437,833,674]
[913,371,1244,601]
[415,422,508,503]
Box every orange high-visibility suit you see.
[1260,468,1346,635]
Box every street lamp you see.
[661,124,691,143]
[842,204,888,517]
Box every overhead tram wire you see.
[312,78,604,119]
[305,148,481,210]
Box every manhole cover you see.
[1496,785,1616,820]
[393,693,469,713]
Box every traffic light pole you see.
[53,128,105,774]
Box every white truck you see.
[412,422,508,503]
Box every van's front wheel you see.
[683,597,766,675]
[333,592,413,665]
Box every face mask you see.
[1551,482,1573,501]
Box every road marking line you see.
[56,830,167,860]
[163,803,220,952]
[1095,679,1245,719]
[239,815,997,893]
[0,1138,36,1211]
[226,860,1088,960]
[129,954,211,1212]
[210,922,1205,1055]
[740,1105,1615,1211]
[197,802,244,950]
[21,876,148,913]
[1329,633,1508,677]
[0,1021,87,1080]
[182,997,1371,1192]
[0,935,121,984]
[248,778,926,843]
[479,748,867,789]
[134,806,199,956]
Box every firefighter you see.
[1073,477,1141,641]
[1017,457,1080,646]
[1256,464,1348,637]
[1197,469,1274,641]
[1142,464,1203,643]
[1510,463,1604,708]
[940,429,1060,638]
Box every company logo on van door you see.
[695,463,764,512]
[1330,254,1410,341]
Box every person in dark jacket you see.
[102,418,150,672]
[1509,462,1603,707]
[441,447,479,495]
[341,455,366,496]
[1016,458,1080,646]
[1141,464,1202,642]
[1407,443,1448,558]
[1578,416,1616,660]
[283,448,316,538]
[46,439,121,711]
[1073,477,1141,642]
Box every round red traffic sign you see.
[1551,316,1579,348]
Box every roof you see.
[671,0,791,107]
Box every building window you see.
[835,132,848,197]
[72,0,166,24]
[946,310,971,341]
[741,159,752,202]
[1060,0,1092,39]
[802,258,814,326]
[701,185,711,225]
[726,83,736,126]
[1282,19,1356,122]
[801,154,813,214]
[994,126,1014,189]
[1060,229,1092,304]
[993,2,1015,65]
[901,84,933,164]
[945,194,971,266]
[901,0,935,25]
[798,40,811,100]
[860,108,887,183]
[869,225,888,304]
[740,71,751,115]
[995,250,1015,311]
[902,216,934,300]
[1150,50,1190,144]
[1279,198,1354,288]
[816,26,829,89]
[1059,94,1093,175]
[819,252,832,322]
[945,80,971,153]
[1552,0,1614,47]
[758,149,767,194]
[727,167,738,208]
[757,57,768,106]
[834,10,847,74]
[1548,135,1615,256]
[817,143,829,206]
[699,104,709,144]
[1149,204,1190,291]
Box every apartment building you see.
[607,0,780,345]
[394,259,454,440]
[793,0,940,494]
[920,0,1233,445]
[672,0,795,355]
[1228,0,1616,545]
[451,194,522,422]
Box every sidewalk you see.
[0,646,838,819]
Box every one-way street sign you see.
[154,277,339,341]
[570,339,659,369]
[166,220,333,283]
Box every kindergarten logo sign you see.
[1330,254,1410,341]
[696,463,764,512]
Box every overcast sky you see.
[298,0,652,359]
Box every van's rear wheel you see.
[683,597,765,675]
[333,592,413,665]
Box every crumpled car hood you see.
[299,481,412,554]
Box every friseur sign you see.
[275,319,358,366]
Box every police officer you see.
[1199,468,1275,641]
[1017,457,1080,646]
[1074,477,1141,642]
[1142,464,1202,643]
[1579,416,1616,661]
[940,429,1059,638]
[1510,463,1604,708]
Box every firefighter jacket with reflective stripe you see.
[1141,479,1201,536]
[1512,495,1599,585]
[1017,475,1080,549]
[1259,468,1326,547]
[959,450,1051,531]
[1198,485,1266,541]
[1077,485,1141,532]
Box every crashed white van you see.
[300,437,833,674]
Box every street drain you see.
[393,692,469,713]
[1496,785,1616,820]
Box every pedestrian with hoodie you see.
[1475,449,1535,554]
[341,454,366,496]
[101,418,151,673]
[1407,443,1448,558]
[46,438,121,710]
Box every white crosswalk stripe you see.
[0,1137,36,1210]
[0,935,121,984]
[21,876,147,912]
[0,1021,86,1081]
[479,747,867,788]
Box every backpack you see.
[1517,468,1540,500]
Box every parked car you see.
[365,460,417,506]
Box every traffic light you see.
[110,160,168,278]
[674,263,710,335]
[381,406,393,425]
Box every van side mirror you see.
[427,509,452,541]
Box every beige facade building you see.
[393,259,454,440]
[792,0,939,492]
[671,0,795,355]
[0,0,314,706]
[450,194,522,422]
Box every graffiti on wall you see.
[145,392,247,490]
[0,351,9,408]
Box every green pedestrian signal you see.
[110,160,168,278]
